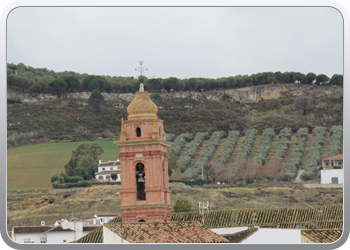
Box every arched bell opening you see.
[136,163,146,201]
[138,219,146,223]
[136,127,141,137]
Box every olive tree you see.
[294,96,310,115]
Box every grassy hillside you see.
[7,141,120,190]
[7,183,343,232]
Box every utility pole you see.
[199,201,209,225]
[251,212,257,228]
[202,164,204,181]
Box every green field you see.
[7,141,120,190]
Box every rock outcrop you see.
[7,84,335,105]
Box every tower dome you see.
[127,91,158,120]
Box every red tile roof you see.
[221,228,258,243]
[104,221,229,243]
[13,226,53,234]
[322,154,343,160]
[301,229,343,243]
[95,170,120,175]
[98,161,121,167]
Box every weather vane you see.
[135,61,147,92]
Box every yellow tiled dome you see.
[127,91,158,120]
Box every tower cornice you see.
[114,139,172,148]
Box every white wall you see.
[321,169,344,184]
[46,231,75,243]
[211,227,249,235]
[103,226,129,243]
[11,232,46,243]
[242,228,301,244]
[95,173,121,182]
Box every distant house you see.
[320,154,343,184]
[11,218,100,244]
[94,214,120,224]
[95,159,121,182]
[321,169,344,184]
[321,154,343,168]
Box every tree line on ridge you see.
[7,62,343,97]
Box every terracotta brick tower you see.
[114,80,172,223]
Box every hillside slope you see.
[7,84,343,141]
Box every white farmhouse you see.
[95,159,121,182]
[11,218,100,244]
[321,154,343,168]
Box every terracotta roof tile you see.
[83,226,101,232]
[105,221,229,243]
[13,226,53,234]
[301,229,343,243]
[322,154,343,160]
[95,170,121,175]
[46,227,74,232]
[222,228,258,243]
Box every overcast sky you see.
[7,7,343,79]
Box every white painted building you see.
[95,159,121,182]
[11,218,100,244]
[321,169,344,184]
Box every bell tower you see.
[115,63,172,223]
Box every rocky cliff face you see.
[7,84,334,105]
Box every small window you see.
[136,127,141,137]
[40,238,47,243]
[102,168,105,170]
[63,239,67,243]
[325,163,329,166]
[331,177,339,184]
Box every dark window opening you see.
[136,127,141,137]
[136,163,146,200]
[331,177,339,184]
[138,219,146,222]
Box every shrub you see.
[233,128,258,166]
[166,133,176,142]
[252,128,275,165]
[244,176,254,184]
[169,179,205,186]
[173,199,192,212]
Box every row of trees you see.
[169,125,339,183]
[7,63,343,96]
[300,126,327,181]
[183,131,225,179]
